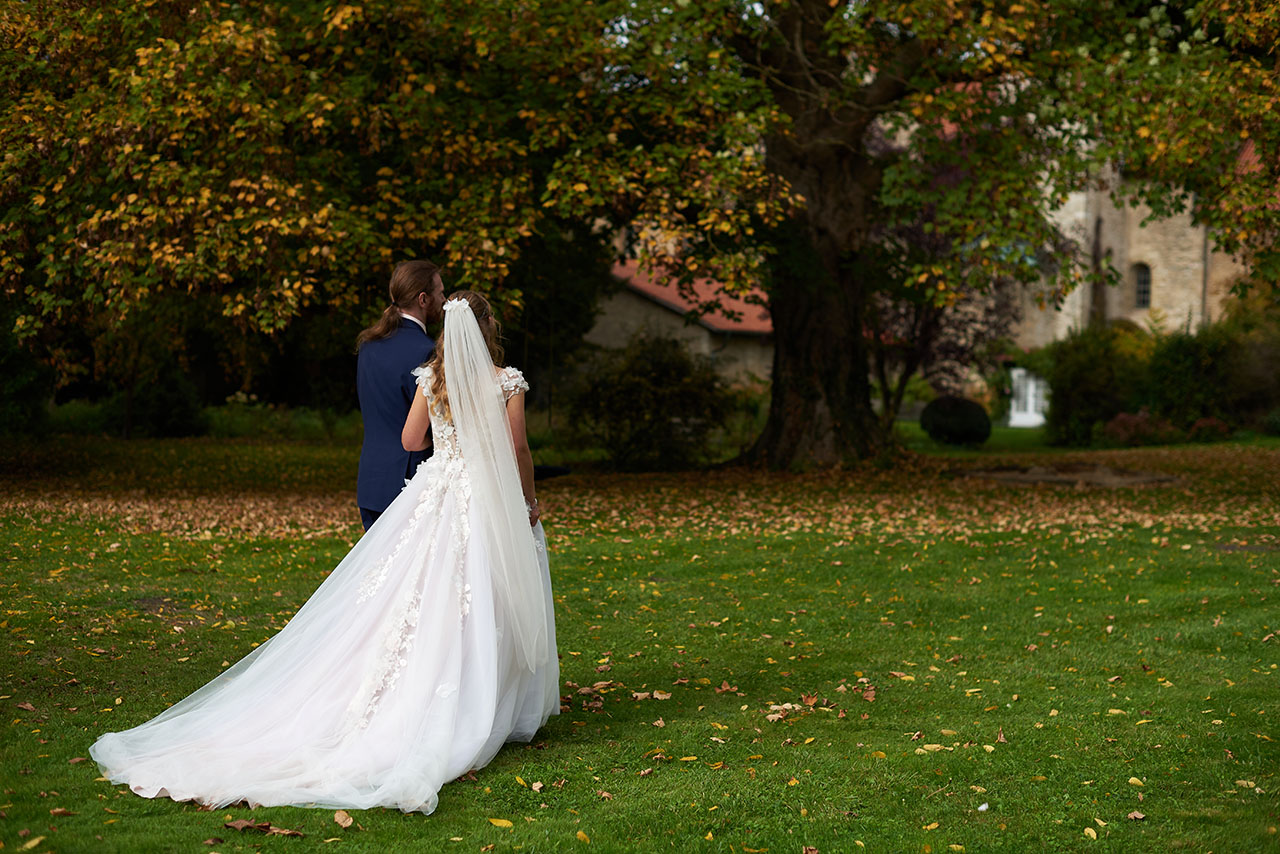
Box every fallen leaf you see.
[597,790,613,800]
[532,781,545,792]
[1128,777,1144,786]
[1127,811,1146,821]
[577,830,590,842]
[996,727,1007,743]
[201,839,223,846]
[652,718,665,728]
[68,757,89,764]
[333,810,353,829]
[49,807,75,816]
[21,837,45,851]
[488,818,514,828]
[1084,826,1097,839]
[17,702,35,712]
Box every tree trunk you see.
[742,218,883,468]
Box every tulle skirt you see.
[90,453,559,814]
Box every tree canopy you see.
[3,1,1276,464]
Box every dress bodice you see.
[411,364,529,461]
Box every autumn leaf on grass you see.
[1127,811,1146,820]
[597,790,613,800]
[49,807,75,816]
[576,830,590,842]
[225,819,304,837]
[333,810,354,829]
[201,839,223,846]
[488,818,514,829]
[714,681,738,694]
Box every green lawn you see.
[2,438,1277,852]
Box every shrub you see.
[1140,327,1242,428]
[919,396,991,446]
[0,309,53,435]
[1100,409,1183,447]
[100,364,207,438]
[1042,324,1148,446]
[204,395,363,442]
[48,400,111,435]
[1263,407,1280,437]
[1187,416,1232,443]
[569,334,733,471]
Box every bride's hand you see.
[527,499,540,527]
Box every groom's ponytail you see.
[355,259,442,351]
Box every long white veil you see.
[442,297,548,672]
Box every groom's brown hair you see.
[355,259,441,350]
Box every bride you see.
[90,292,559,815]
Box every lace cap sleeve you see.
[498,366,529,400]
[411,364,433,395]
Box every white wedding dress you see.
[90,362,559,815]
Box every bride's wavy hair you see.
[427,290,504,420]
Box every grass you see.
[2,438,1278,852]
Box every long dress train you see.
[90,365,558,814]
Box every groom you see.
[355,259,446,530]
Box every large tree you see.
[602,0,1280,467]
[4,1,1277,465]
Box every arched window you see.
[1133,263,1152,309]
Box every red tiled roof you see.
[611,260,772,335]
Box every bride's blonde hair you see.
[427,290,504,420]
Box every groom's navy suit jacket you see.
[356,318,435,514]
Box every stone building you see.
[1015,185,1246,350]
[588,189,1247,409]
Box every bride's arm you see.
[505,391,538,526]
[401,389,432,452]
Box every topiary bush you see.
[569,334,732,471]
[919,396,991,446]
